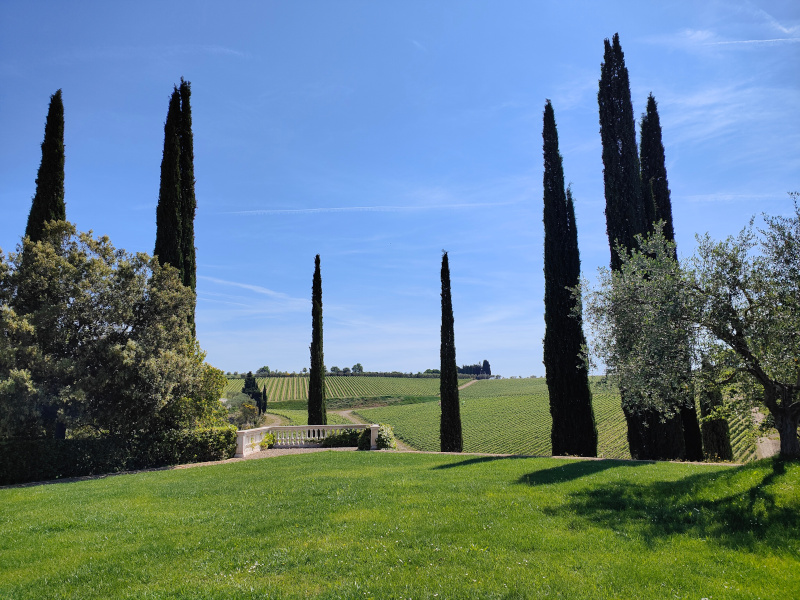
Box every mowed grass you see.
[357,378,631,458]
[1,453,798,599]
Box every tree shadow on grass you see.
[517,459,652,485]
[526,457,799,550]
[432,455,537,470]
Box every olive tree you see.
[583,199,800,458]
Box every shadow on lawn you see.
[517,459,652,485]
[526,457,799,550]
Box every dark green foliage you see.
[319,428,362,448]
[542,100,598,457]
[639,94,704,460]
[261,386,268,412]
[154,88,184,277]
[0,427,236,486]
[25,90,65,243]
[598,34,647,272]
[153,80,198,335]
[178,78,197,334]
[439,252,462,452]
[598,34,685,460]
[308,255,327,425]
[241,371,262,411]
[698,363,734,461]
[639,94,675,244]
[357,428,372,451]
[482,360,491,377]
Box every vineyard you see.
[225,376,757,460]
[355,383,631,458]
[224,376,440,402]
[266,410,351,426]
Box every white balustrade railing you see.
[235,423,379,458]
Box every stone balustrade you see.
[235,423,379,458]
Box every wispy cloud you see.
[198,276,307,313]
[706,38,800,46]
[409,39,427,52]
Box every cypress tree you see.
[639,94,674,242]
[598,34,684,460]
[308,254,327,425]
[439,251,462,452]
[25,89,66,243]
[542,100,598,457]
[261,386,268,413]
[154,87,184,278]
[598,34,647,272]
[639,93,704,461]
[179,78,197,334]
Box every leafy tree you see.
[638,93,703,460]
[542,100,597,457]
[261,386,268,413]
[352,363,364,374]
[256,365,270,375]
[25,90,66,244]
[598,33,684,459]
[342,367,351,374]
[308,255,326,425]
[439,251,462,452]
[481,360,491,377]
[583,201,800,458]
[0,222,207,438]
[330,366,341,374]
[689,202,800,458]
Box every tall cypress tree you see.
[439,251,462,452]
[308,254,327,425]
[25,89,66,243]
[639,93,704,461]
[598,34,684,460]
[154,87,184,278]
[178,78,197,334]
[542,100,598,457]
[639,94,674,242]
[598,34,647,272]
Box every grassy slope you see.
[1,453,797,599]
[357,378,630,458]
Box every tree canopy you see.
[0,222,224,439]
[583,199,800,458]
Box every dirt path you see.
[458,379,480,391]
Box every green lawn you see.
[1,453,797,599]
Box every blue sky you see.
[1,1,798,377]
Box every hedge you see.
[0,427,237,486]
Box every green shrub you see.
[319,428,361,448]
[259,433,276,450]
[357,428,372,451]
[375,423,397,449]
[0,427,237,486]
